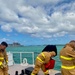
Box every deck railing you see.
[8,52,35,66]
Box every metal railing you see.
[8,52,35,65]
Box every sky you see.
[0,0,75,46]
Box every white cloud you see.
[0,38,10,42]
[0,0,75,38]
[23,0,60,6]
[1,24,12,32]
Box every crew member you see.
[31,45,57,75]
[60,40,75,75]
[0,41,8,75]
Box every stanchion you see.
[15,71,18,75]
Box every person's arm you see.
[31,53,44,75]
[66,47,75,66]
[4,50,8,64]
[44,52,51,64]
[66,46,75,58]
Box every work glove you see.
[44,70,49,75]
[31,73,37,75]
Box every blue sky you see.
[0,0,75,46]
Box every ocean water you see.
[6,45,64,71]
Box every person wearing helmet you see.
[31,45,57,75]
[60,40,75,75]
[0,41,8,75]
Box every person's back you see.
[37,51,54,64]
[60,40,75,75]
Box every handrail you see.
[10,52,34,65]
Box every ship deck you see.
[8,64,61,75]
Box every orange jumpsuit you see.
[31,51,55,75]
[0,49,8,75]
[60,43,75,75]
